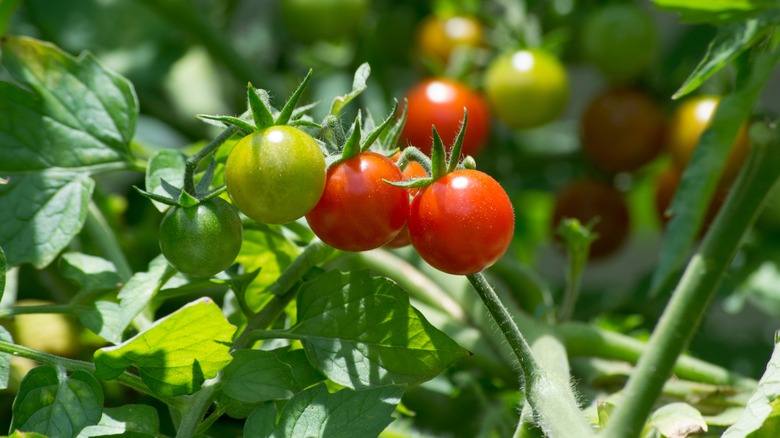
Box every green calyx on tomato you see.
[581,3,658,82]
[400,78,490,157]
[484,49,569,130]
[331,100,400,167]
[580,88,666,173]
[158,197,243,278]
[225,125,326,224]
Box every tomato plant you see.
[654,166,725,231]
[408,170,515,275]
[306,151,410,251]
[580,88,666,173]
[225,125,326,225]
[158,198,243,278]
[551,180,629,259]
[667,95,751,185]
[279,0,369,42]
[385,153,428,248]
[581,3,658,82]
[415,14,484,65]
[483,49,569,129]
[400,78,490,157]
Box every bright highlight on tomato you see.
[158,198,243,278]
[580,88,666,173]
[484,49,569,130]
[551,180,629,260]
[400,78,490,158]
[415,14,484,65]
[225,126,326,225]
[408,170,515,275]
[306,152,410,251]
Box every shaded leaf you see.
[222,349,324,404]
[247,382,402,438]
[290,270,470,389]
[11,366,103,437]
[77,405,160,437]
[145,150,186,212]
[329,63,370,117]
[61,252,121,293]
[93,298,235,397]
[0,326,11,390]
[723,337,780,437]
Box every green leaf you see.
[11,366,103,437]
[0,173,95,268]
[653,0,780,23]
[61,252,121,293]
[674,12,780,98]
[248,84,274,130]
[723,336,780,437]
[80,255,171,344]
[77,405,160,437]
[248,382,403,438]
[329,62,370,117]
[290,270,470,389]
[0,326,11,390]
[145,150,186,212]
[0,36,137,268]
[642,403,708,437]
[222,349,324,404]
[93,298,236,397]
[235,229,301,311]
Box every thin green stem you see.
[0,304,84,318]
[184,126,238,195]
[603,119,780,437]
[85,202,133,281]
[176,376,222,438]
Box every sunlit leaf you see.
[11,366,103,437]
[235,229,300,310]
[642,402,707,437]
[77,405,160,437]
[94,298,236,397]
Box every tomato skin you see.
[667,95,750,186]
[225,126,326,225]
[400,78,490,157]
[581,88,666,173]
[306,152,410,251]
[385,154,429,249]
[551,180,629,259]
[280,0,369,43]
[408,170,515,275]
[483,49,569,130]
[581,3,658,82]
[159,198,243,278]
[416,14,484,65]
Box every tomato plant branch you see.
[265,239,337,296]
[466,272,593,437]
[0,303,84,318]
[603,118,780,438]
[85,201,133,281]
[184,126,239,196]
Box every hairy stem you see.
[183,126,238,195]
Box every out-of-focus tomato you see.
[415,14,484,65]
[551,180,629,259]
[654,166,726,232]
[667,95,750,185]
[400,78,490,157]
[483,49,569,130]
[580,88,666,173]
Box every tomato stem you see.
[264,239,337,296]
[602,119,780,438]
[183,126,239,196]
[85,201,133,281]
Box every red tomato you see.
[408,170,515,275]
[400,78,490,157]
[580,88,666,173]
[551,180,629,259]
[306,152,410,251]
[385,153,429,249]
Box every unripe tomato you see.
[400,78,490,157]
[280,0,369,43]
[581,3,658,82]
[306,152,410,251]
[408,170,515,275]
[667,95,750,186]
[415,14,484,65]
[580,88,666,173]
[158,198,243,278]
[385,153,429,249]
[225,126,326,224]
[484,49,569,129]
[551,180,629,259]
